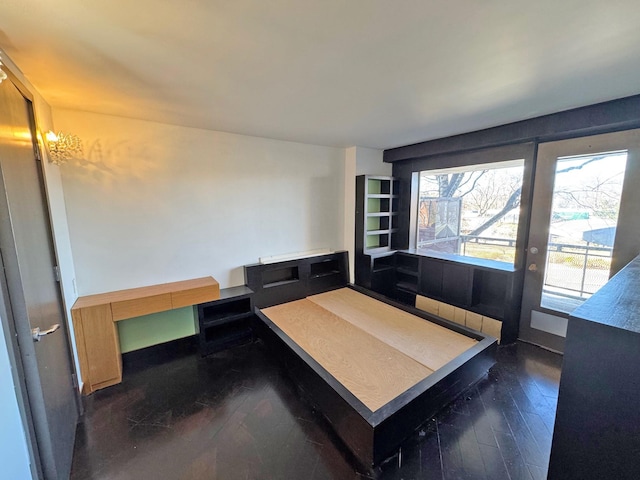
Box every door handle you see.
[528,263,538,272]
[32,324,60,342]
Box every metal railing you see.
[543,241,612,298]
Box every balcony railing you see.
[418,233,613,301]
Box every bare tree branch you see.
[556,155,607,174]
[468,187,522,236]
[457,170,488,198]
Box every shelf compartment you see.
[310,259,341,278]
[373,254,395,270]
[396,253,419,273]
[201,311,252,329]
[367,197,391,214]
[262,266,299,288]
[396,267,419,277]
[396,269,418,292]
[197,286,255,356]
[366,232,390,249]
[199,297,252,324]
[201,318,252,355]
[367,178,392,195]
[367,215,390,232]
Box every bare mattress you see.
[257,287,497,466]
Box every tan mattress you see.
[261,288,478,412]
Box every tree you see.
[421,154,616,239]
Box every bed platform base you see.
[245,252,497,467]
[256,307,495,467]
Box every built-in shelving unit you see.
[245,251,349,308]
[394,250,519,343]
[358,175,399,253]
[394,252,419,303]
[196,286,254,356]
[355,175,400,296]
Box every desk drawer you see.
[172,284,220,309]
[111,293,173,321]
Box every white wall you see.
[355,146,391,177]
[343,146,390,281]
[54,109,346,294]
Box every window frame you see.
[393,143,536,273]
[415,159,527,266]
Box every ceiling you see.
[2,1,640,150]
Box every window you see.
[417,160,525,265]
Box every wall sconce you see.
[0,59,7,84]
[46,131,83,165]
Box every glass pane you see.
[540,150,628,313]
[416,160,525,265]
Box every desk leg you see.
[75,304,122,394]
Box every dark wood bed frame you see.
[245,251,497,467]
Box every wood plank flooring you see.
[70,339,561,480]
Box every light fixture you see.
[0,58,7,84]
[46,130,83,165]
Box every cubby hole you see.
[204,319,250,342]
[262,266,299,288]
[373,254,395,273]
[202,318,252,353]
[366,232,390,249]
[367,197,390,213]
[396,270,418,292]
[367,178,392,195]
[366,215,390,232]
[200,297,252,325]
[310,259,340,278]
[471,270,507,319]
[396,254,419,274]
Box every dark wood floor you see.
[70,338,561,480]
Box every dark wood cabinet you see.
[354,175,521,343]
[548,256,640,480]
[391,251,519,343]
[245,251,349,308]
[196,286,254,355]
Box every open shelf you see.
[200,297,251,324]
[367,177,392,195]
[366,232,390,249]
[197,286,254,356]
[262,266,299,288]
[310,258,341,279]
[396,253,419,273]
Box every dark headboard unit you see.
[244,251,349,308]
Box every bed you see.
[245,252,497,467]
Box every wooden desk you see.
[71,277,220,394]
